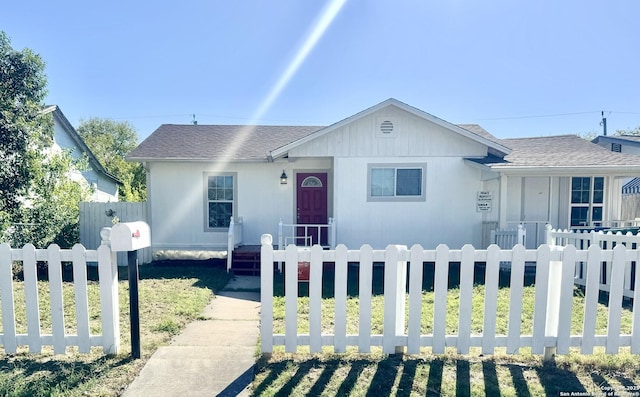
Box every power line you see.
[478,110,640,121]
[477,111,599,121]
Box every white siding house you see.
[43,105,120,202]
[128,99,640,256]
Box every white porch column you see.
[499,174,509,229]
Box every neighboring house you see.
[593,134,640,221]
[127,98,640,257]
[43,105,120,202]
[592,134,640,155]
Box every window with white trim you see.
[367,164,426,201]
[206,174,235,229]
[570,176,604,227]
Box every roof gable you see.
[43,105,121,184]
[270,98,511,159]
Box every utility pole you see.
[601,111,607,136]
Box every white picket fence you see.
[0,231,120,355]
[546,226,640,298]
[260,234,640,359]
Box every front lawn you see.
[0,260,231,397]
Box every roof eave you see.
[126,156,270,163]
[490,164,640,176]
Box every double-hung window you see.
[206,174,235,229]
[570,176,604,227]
[368,164,426,202]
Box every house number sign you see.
[476,191,492,212]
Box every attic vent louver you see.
[380,120,394,134]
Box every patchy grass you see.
[255,350,640,396]
[0,259,231,397]
[255,265,640,395]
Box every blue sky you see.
[2,0,639,141]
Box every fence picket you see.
[260,235,274,354]
[557,245,577,354]
[531,244,550,354]
[47,245,66,354]
[23,244,42,353]
[0,244,17,353]
[98,243,120,354]
[633,249,640,354]
[606,245,627,353]
[581,245,602,354]
[309,245,323,353]
[72,244,91,353]
[457,245,475,354]
[358,245,373,353]
[432,244,449,354]
[383,245,399,354]
[284,245,298,353]
[482,245,500,354]
[507,245,526,354]
[407,245,424,354]
[334,245,348,353]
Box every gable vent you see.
[380,120,394,134]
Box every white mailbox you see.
[110,221,151,252]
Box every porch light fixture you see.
[280,170,288,185]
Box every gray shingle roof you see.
[127,124,325,161]
[490,135,640,168]
[129,121,508,162]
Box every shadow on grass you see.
[254,355,639,396]
[0,354,133,397]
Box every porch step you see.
[231,246,261,276]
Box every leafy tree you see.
[615,126,640,136]
[0,31,51,240]
[77,118,146,201]
[0,31,90,248]
[12,149,91,248]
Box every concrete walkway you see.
[123,276,261,397]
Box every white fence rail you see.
[0,234,120,355]
[260,234,640,359]
[546,225,640,298]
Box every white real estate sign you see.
[476,191,492,212]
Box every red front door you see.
[296,172,328,246]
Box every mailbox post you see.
[110,221,150,359]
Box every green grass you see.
[254,264,640,396]
[0,259,231,397]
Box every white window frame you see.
[367,163,426,202]
[569,176,605,227]
[204,173,237,231]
